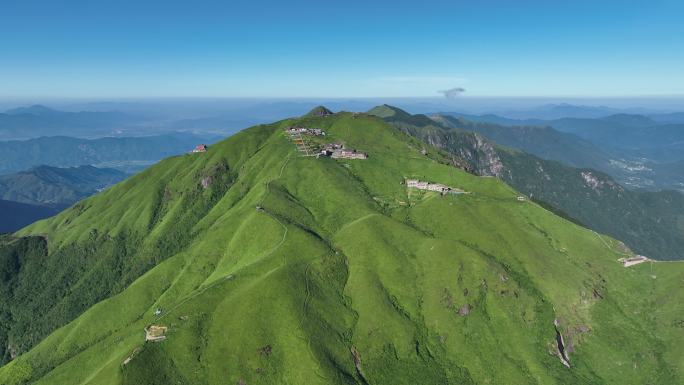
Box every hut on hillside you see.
[405,178,461,195]
[331,149,368,160]
[145,325,168,342]
[192,144,208,153]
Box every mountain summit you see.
[367,104,410,119]
[0,112,682,384]
[4,104,62,116]
[305,105,334,117]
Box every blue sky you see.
[1,0,683,98]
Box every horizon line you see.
[2,94,684,101]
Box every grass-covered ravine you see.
[1,108,683,384]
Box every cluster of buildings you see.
[284,127,367,159]
[405,179,458,194]
[286,127,326,136]
[319,143,368,159]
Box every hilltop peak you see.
[601,113,656,127]
[367,104,412,119]
[305,105,334,117]
[369,104,439,128]
[4,104,61,116]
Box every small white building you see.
[287,127,326,136]
[620,255,649,267]
[427,183,451,193]
[191,144,208,153]
[331,149,368,159]
[405,179,454,194]
[406,179,420,187]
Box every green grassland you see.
[1,110,683,384]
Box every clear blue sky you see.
[1,0,682,98]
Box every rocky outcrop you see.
[200,176,213,189]
[553,319,571,368]
[400,126,505,177]
[457,304,472,316]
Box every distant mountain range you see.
[369,104,684,259]
[481,103,684,122]
[441,111,684,190]
[0,105,144,140]
[0,132,222,174]
[0,165,127,209]
[0,165,128,233]
[490,103,627,120]
[0,104,247,140]
[430,115,613,171]
[444,111,684,160]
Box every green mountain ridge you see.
[370,107,684,260]
[1,110,683,384]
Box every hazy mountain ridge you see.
[431,114,613,171]
[0,165,126,208]
[0,133,221,174]
[440,111,684,190]
[0,105,143,140]
[473,103,684,122]
[442,110,684,153]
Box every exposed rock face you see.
[200,176,213,189]
[581,171,603,190]
[408,128,505,177]
[458,304,471,316]
[471,133,505,176]
[350,346,368,382]
[7,343,18,360]
[579,170,624,194]
[553,319,571,368]
[199,161,229,190]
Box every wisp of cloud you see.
[439,87,466,99]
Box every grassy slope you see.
[0,112,683,384]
